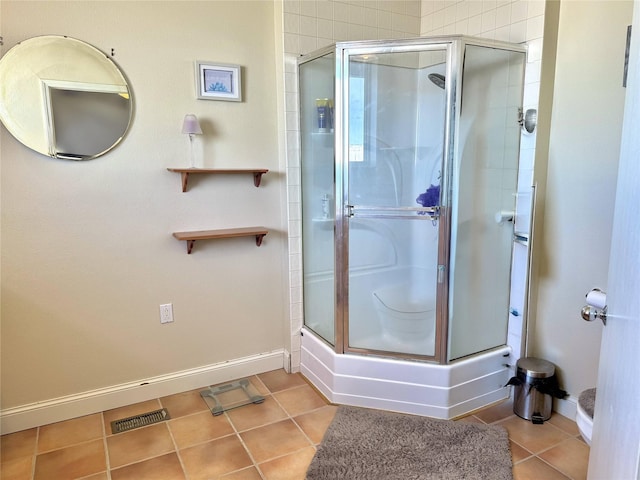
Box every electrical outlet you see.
[159,303,174,324]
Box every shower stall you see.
[298,36,528,418]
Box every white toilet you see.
[576,388,596,446]
[372,284,435,341]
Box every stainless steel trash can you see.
[513,357,555,423]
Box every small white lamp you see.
[182,114,203,168]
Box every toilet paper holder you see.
[581,288,607,325]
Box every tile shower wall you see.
[282,0,546,369]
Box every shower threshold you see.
[300,327,511,419]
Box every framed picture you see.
[195,61,242,102]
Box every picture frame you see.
[195,61,242,102]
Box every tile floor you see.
[1,369,589,480]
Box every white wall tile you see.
[300,0,318,17]
[511,0,528,23]
[349,23,365,40]
[301,15,319,36]
[527,0,545,19]
[379,9,393,29]
[468,14,482,35]
[284,12,300,34]
[483,0,497,13]
[444,4,457,26]
[364,6,377,27]
[318,18,334,38]
[284,0,301,14]
[334,1,349,20]
[481,9,497,33]
[495,3,511,28]
[407,0,421,17]
[318,0,334,19]
[349,3,365,23]
[526,14,544,40]
[456,2,469,22]
[509,20,527,44]
[334,20,350,40]
[284,32,300,54]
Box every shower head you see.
[428,73,446,89]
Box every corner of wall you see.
[526,0,560,357]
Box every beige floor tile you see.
[246,375,271,396]
[510,440,534,463]
[179,435,253,480]
[106,423,174,468]
[240,419,312,463]
[226,395,287,432]
[168,410,235,449]
[38,413,103,453]
[294,405,338,444]
[160,388,209,418]
[220,466,263,479]
[0,456,33,480]
[539,437,590,480]
[474,399,515,424]
[78,473,109,480]
[33,439,106,480]
[497,415,571,454]
[513,456,571,480]
[103,399,162,435]
[110,452,185,480]
[259,446,317,480]
[547,413,581,436]
[258,370,307,393]
[1,428,38,463]
[273,385,328,417]
[455,415,485,424]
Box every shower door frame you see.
[335,38,460,363]
[299,35,529,365]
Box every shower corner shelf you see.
[173,227,268,254]
[167,168,269,192]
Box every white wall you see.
[0,1,287,416]
[532,0,632,399]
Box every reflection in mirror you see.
[0,35,133,160]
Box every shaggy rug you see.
[306,406,513,480]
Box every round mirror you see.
[0,35,133,160]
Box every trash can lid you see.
[516,357,555,378]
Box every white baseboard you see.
[1,350,285,435]
[554,394,578,421]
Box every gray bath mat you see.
[306,405,513,480]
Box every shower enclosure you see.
[299,36,527,417]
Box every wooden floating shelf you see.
[173,227,268,254]
[167,168,269,192]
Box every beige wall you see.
[0,1,287,408]
[532,0,632,396]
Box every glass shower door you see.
[342,46,448,358]
[300,51,336,346]
[447,45,526,361]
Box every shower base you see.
[300,327,511,419]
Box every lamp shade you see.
[181,114,202,135]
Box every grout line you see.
[222,404,267,480]
[163,407,189,480]
[100,412,113,480]
[31,426,40,480]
